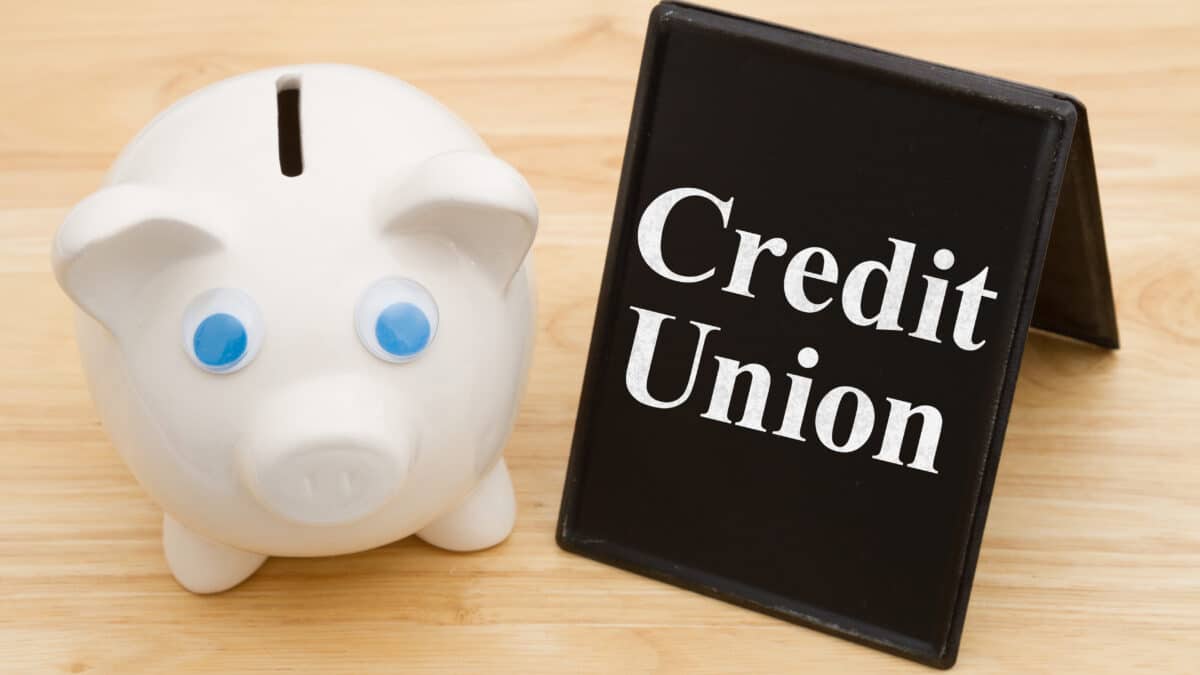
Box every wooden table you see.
[1,1,1196,672]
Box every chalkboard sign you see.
[556,2,1118,669]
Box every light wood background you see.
[1,0,1197,672]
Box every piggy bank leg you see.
[162,514,266,593]
[417,459,516,551]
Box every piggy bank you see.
[50,65,537,593]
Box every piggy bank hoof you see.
[418,459,516,551]
[163,514,267,593]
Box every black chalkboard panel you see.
[557,2,1117,669]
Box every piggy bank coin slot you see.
[276,75,303,177]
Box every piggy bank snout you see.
[239,378,415,526]
[251,442,405,526]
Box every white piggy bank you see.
[51,65,537,593]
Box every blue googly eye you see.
[194,313,248,368]
[356,278,438,363]
[182,289,263,374]
[375,302,432,358]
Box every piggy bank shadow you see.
[176,535,503,650]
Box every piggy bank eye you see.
[181,288,263,374]
[355,277,439,363]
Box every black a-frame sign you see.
[557,2,1117,668]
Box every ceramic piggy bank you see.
[50,65,537,593]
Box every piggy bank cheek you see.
[116,324,252,493]
[418,292,528,477]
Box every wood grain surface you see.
[1,0,1197,672]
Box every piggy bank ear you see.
[375,150,537,289]
[52,184,226,330]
